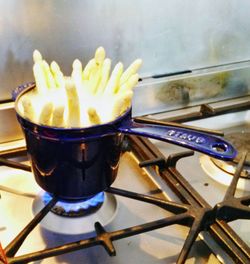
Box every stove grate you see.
[131,135,250,263]
[0,142,249,264]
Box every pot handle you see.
[117,119,237,161]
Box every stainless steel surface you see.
[2,0,250,101]
[145,95,250,122]
[133,61,250,116]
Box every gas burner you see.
[211,158,250,178]
[200,132,250,190]
[210,132,250,178]
[200,155,250,191]
[32,191,118,235]
[42,192,105,217]
[213,132,250,170]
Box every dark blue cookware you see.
[13,83,237,200]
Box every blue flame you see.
[42,192,104,213]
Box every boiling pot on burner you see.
[13,83,237,200]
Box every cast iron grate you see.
[0,139,249,264]
[131,136,250,264]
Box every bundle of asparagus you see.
[18,47,142,128]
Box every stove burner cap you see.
[200,131,250,190]
[200,155,250,191]
[210,132,250,178]
[42,192,104,217]
[225,132,250,166]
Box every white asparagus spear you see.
[33,50,43,63]
[82,47,105,78]
[118,73,139,94]
[33,50,50,94]
[88,107,101,125]
[104,62,123,95]
[71,59,90,123]
[82,59,96,80]
[88,47,106,94]
[89,69,102,94]
[33,62,48,95]
[119,59,142,86]
[39,101,54,126]
[71,59,83,91]
[51,61,65,89]
[111,90,133,120]
[65,79,81,127]
[72,59,82,81]
[94,46,105,65]
[84,47,106,94]
[42,60,56,89]
[96,58,111,95]
[33,50,56,91]
[21,96,36,121]
[52,104,65,127]
[82,59,98,95]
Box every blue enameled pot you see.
[13,83,237,200]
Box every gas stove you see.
[0,95,249,263]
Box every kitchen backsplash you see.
[1,0,250,102]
